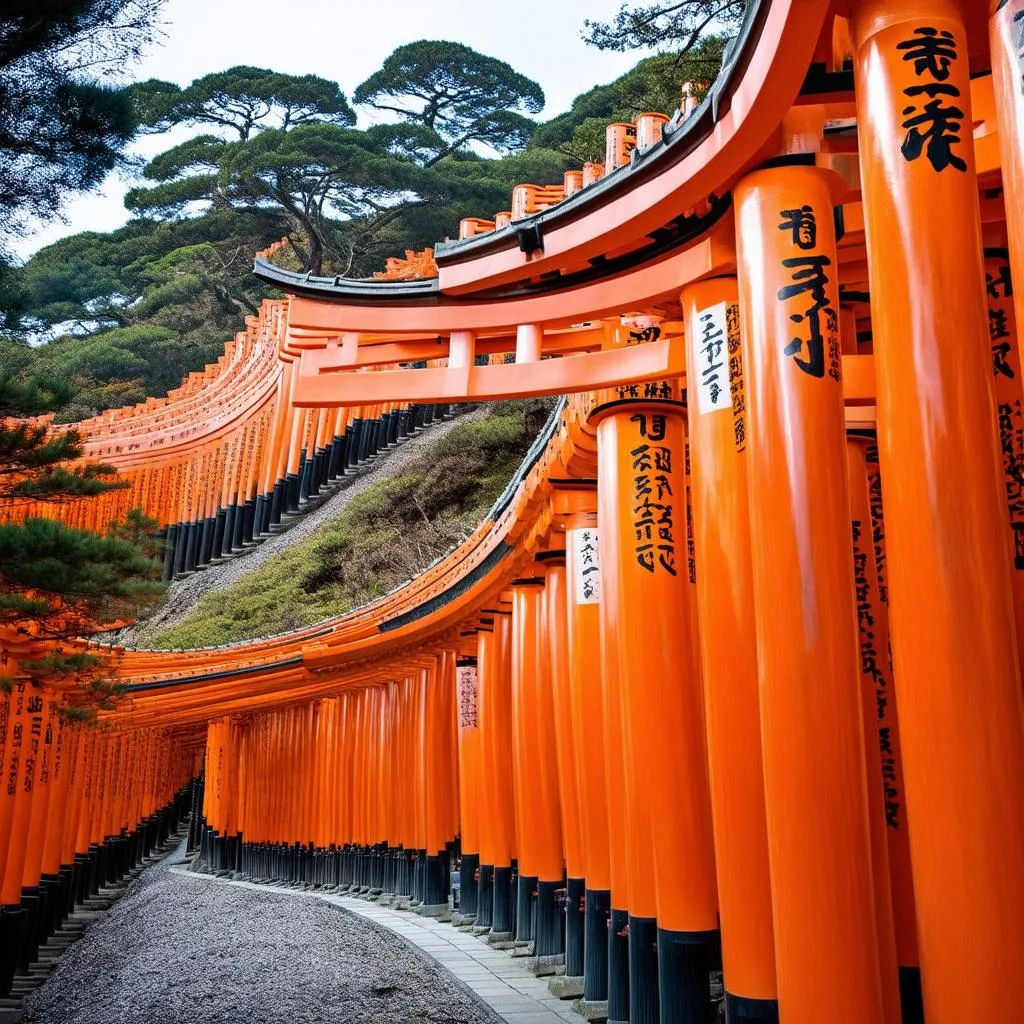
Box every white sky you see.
[12,0,657,260]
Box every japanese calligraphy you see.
[617,380,674,401]
[852,518,903,831]
[630,418,677,576]
[726,303,746,453]
[778,205,818,249]
[627,325,661,345]
[988,257,1024,570]
[569,528,601,604]
[776,206,840,381]
[897,26,967,173]
[690,302,730,414]
[456,665,478,729]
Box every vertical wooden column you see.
[561,485,612,1003]
[456,655,482,919]
[598,493,631,1024]
[860,442,922,1019]
[991,0,1024,352]
[0,682,31,995]
[851,2,1024,1018]
[510,578,564,957]
[847,435,922,1023]
[478,613,516,935]
[593,398,720,1024]
[735,162,884,1023]
[542,551,585,977]
[682,275,778,1023]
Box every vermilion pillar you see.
[510,578,564,957]
[682,275,778,1023]
[478,613,516,935]
[735,163,885,1023]
[455,656,481,919]
[847,435,922,1023]
[599,550,631,1024]
[562,484,612,1003]
[593,398,720,1024]
[541,551,585,977]
[991,0,1024,354]
[852,2,1024,1018]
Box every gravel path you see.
[20,841,500,1024]
[116,407,485,648]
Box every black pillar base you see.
[899,966,924,1024]
[162,523,179,580]
[492,865,513,933]
[0,906,25,998]
[516,874,537,943]
[724,992,780,1021]
[241,498,256,544]
[565,876,585,978]
[658,926,720,1024]
[583,887,610,1000]
[536,879,564,957]
[423,852,448,906]
[608,907,630,1024]
[477,863,494,928]
[219,506,234,553]
[628,915,659,1024]
[17,889,41,971]
[270,480,285,525]
[459,853,479,916]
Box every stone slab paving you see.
[175,870,578,1024]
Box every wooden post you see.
[735,162,885,1023]
[682,275,778,1022]
[851,1,1024,1017]
[593,398,720,1024]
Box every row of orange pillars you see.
[0,702,201,998]
[160,400,451,581]
[190,130,1024,1024]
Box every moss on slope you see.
[148,400,551,649]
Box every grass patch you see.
[149,400,553,648]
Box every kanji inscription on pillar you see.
[895,25,967,173]
[629,412,678,575]
[569,528,601,604]
[690,301,730,414]
[457,665,478,729]
[776,206,840,381]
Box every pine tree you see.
[0,373,164,648]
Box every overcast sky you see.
[13,0,657,259]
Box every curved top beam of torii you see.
[248,0,999,409]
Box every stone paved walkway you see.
[174,870,578,1024]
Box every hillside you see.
[128,399,552,649]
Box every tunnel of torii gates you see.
[4,1,1024,1022]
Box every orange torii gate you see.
[4,2,1024,1023]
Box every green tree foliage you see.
[124,60,501,275]
[0,516,161,634]
[127,122,495,275]
[130,66,356,140]
[582,0,746,57]
[0,0,165,230]
[530,42,727,161]
[0,210,285,418]
[354,41,545,165]
[0,380,163,643]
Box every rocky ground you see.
[116,407,485,648]
[20,840,499,1024]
